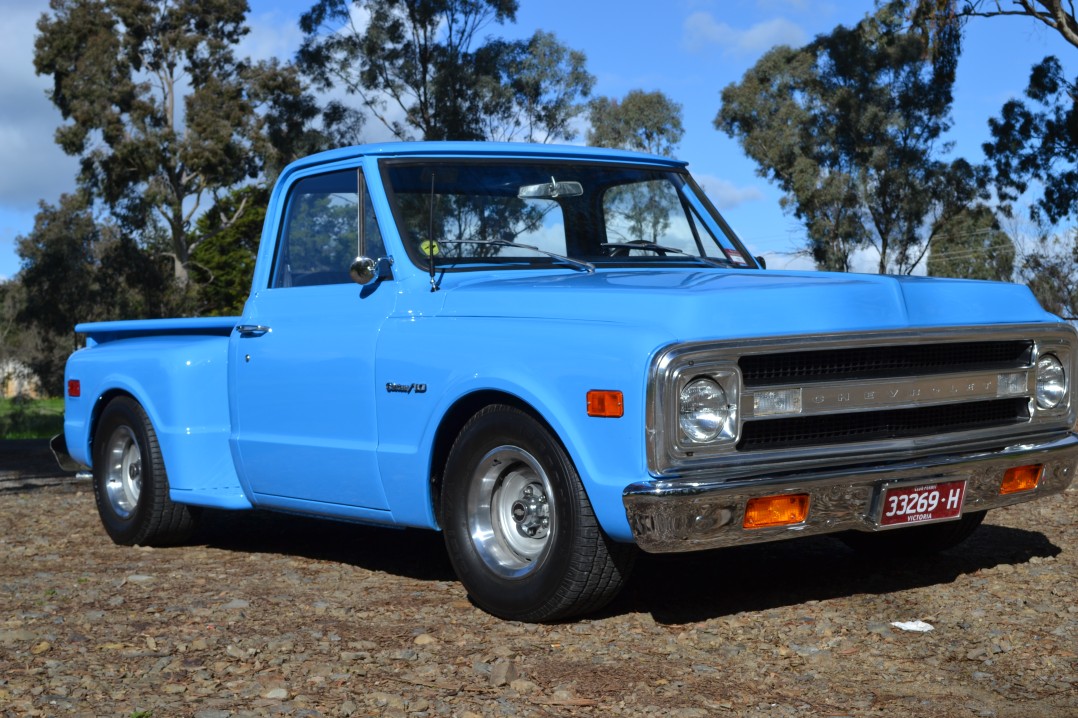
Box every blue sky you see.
[1,0,1074,280]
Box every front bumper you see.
[622,433,1078,553]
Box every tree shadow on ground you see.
[190,507,1060,623]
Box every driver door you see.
[230,167,394,510]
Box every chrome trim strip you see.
[741,368,1026,418]
[624,432,1078,553]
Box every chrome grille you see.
[737,398,1030,452]
[739,341,1032,386]
[647,324,1077,476]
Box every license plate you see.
[878,480,966,527]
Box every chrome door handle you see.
[236,324,271,337]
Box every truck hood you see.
[435,268,1055,342]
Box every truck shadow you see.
[191,508,1059,623]
[610,523,1061,625]
[192,508,457,582]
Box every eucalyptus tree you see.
[715,1,983,274]
[586,90,685,157]
[34,0,332,284]
[298,0,593,142]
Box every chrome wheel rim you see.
[102,426,142,519]
[467,446,555,579]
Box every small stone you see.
[264,687,289,700]
[0,629,38,644]
[490,658,518,686]
[413,633,437,646]
[126,575,153,584]
[368,692,406,710]
[221,599,250,610]
[30,641,51,655]
[509,679,540,694]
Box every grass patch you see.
[0,397,64,440]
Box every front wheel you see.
[441,405,635,621]
[92,397,196,546]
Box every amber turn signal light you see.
[587,390,624,418]
[743,494,810,529]
[1000,464,1043,495]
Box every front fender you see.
[374,315,672,540]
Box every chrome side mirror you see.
[350,256,394,285]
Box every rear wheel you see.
[839,511,986,557]
[441,405,635,621]
[92,397,196,546]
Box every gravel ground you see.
[1,443,1076,718]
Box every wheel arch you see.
[428,389,562,526]
[85,388,142,465]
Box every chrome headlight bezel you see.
[1035,352,1067,411]
[678,375,737,445]
[657,359,742,462]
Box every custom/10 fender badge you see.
[386,382,427,394]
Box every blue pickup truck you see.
[54,142,1078,621]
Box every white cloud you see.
[0,1,79,216]
[683,12,807,55]
[694,173,764,209]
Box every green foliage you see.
[34,0,330,283]
[984,56,1078,228]
[715,1,979,274]
[15,194,178,393]
[298,0,593,142]
[927,206,1015,281]
[1018,230,1078,318]
[0,397,64,440]
[587,90,684,157]
[190,186,269,316]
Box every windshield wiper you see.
[433,239,595,274]
[600,241,736,268]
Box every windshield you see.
[382,159,755,271]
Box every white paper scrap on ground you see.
[891,620,935,632]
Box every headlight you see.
[1035,353,1067,409]
[679,377,731,442]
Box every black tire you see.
[441,405,635,621]
[92,397,196,546]
[839,510,987,557]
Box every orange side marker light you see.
[744,494,810,529]
[1000,465,1043,495]
[587,390,624,418]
